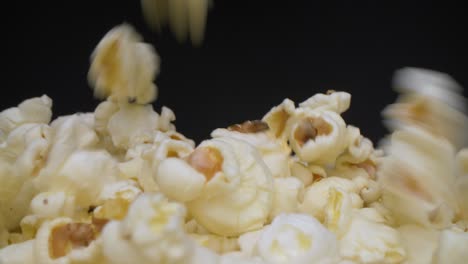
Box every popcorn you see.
[212,120,291,178]
[0,95,52,141]
[253,213,339,264]
[299,176,363,222]
[384,67,468,148]
[0,240,34,264]
[156,137,274,236]
[189,233,239,253]
[101,193,195,264]
[379,127,459,228]
[107,104,161,149]
[89,24,159,105]
[298,91,351,114]
[34,217,103,263]
[432,229,468,264]
[397,225,440,264]
[289,156,326,186]
[269,177,304,220]
[141,0,211,45]
[287,108,348,165]
[339,208,406,264]
[262,98,295,139]
[324,187,353,238]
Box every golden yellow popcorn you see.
[157,137,274,236]
[252,213,339,264]
[33,217,104,264]
[89,24,159,105]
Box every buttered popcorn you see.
[2,23,468,264]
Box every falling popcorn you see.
[1,23,468,264]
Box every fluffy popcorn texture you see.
[262,98,296,139]
[107,104,161,149]
[0,95,52,141]
[0,97,53,230]
[299,91,351,114]
[384,67,468,149]
[101,193,195,264]
[397,225,440,264]
[379,127,459,228]
[211,125,291,179]
[432,229,468,264]
[324,187,354,238]
[89,24,159,105]
[269,177,304,220]
[339,209,406,264]
[299,176,363,222]
[287,108,348,165]
[253,213,339,264]
[185,137,274,236]
[0,240,34,264]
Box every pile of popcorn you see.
[1,24,467,264]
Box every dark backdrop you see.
[3,1,467,144]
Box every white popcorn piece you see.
[0,95,52,141]
[432,229,468,264]
[289,156,327,186]
[189,233,239,254]
[299,91,351,114]
[30,192,68,219]
[262,98,296,140]
[287,108,348,165]
[89,24,159,105]
[157,137,274,236]
[107,104,160,149]
[343,125,374,164]
[339,209,406,264]
[156,157,206,202]
[0,123,52,230]
[299,176,363,222]
[269,177,304,221]
[0,240,34,264]
[220,251,266,264]
[397,224,440,264]
[379,127,460,228]
[34,217,103,264]
[324,187,353,238]
[185,137,274,236]
[384,67,468,148]
[211,120,291,179]
[101,193,195,264]
[254,213,339,264]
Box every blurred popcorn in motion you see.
[379,68,468,263]
[141,0,212,46]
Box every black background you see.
[3,1,467,144]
